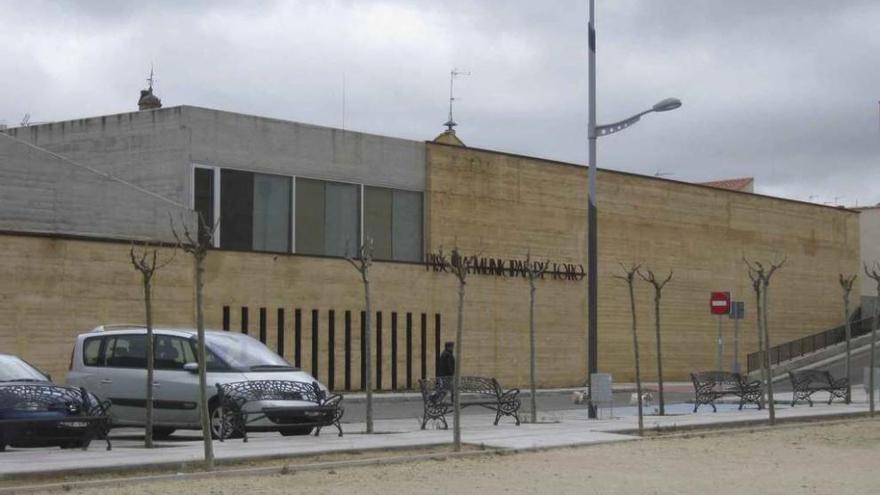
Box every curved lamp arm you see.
[596,110,653,137]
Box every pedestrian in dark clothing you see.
[436,341,455,377]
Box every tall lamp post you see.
[586,0,682,419]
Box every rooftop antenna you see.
[444,68,470,132]
[653,169,673,178]
[20,113,30,127]
[808,194,819,202]
[146,63,157,92]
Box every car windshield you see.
[0,355,49,382]
[205,333,295,371]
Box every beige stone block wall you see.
[426,143,860,383]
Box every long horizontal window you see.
[193,165,422,261]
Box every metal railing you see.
[746,317,876,373]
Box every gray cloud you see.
[1,0,878,206]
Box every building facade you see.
[0,105,861,388]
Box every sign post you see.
[710,292,731,371]
[729,301,745,373]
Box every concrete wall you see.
[183,106,426,192]
[859,206,880,315]
[0,131,194,242]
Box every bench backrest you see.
[216,380,325,405]
[691,371,745,389]
[418,376,501,399]
[789,370,833,387]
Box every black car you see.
[0,354,104,450]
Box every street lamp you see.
[586,0,681,419]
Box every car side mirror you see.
[183,362,199,373]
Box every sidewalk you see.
[0,388,871,480]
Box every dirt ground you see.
[26,419,880,495]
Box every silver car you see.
[66,325,326,438]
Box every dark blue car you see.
[0,354,104,450]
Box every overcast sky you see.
[2,1,878,206]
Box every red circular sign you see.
[710,291,731,315]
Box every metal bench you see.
[788,370,848,406]
[690,371,763,412]
[214,380,343,441]
[0,384,112,451]
[418,376,521,429]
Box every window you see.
[193,167,216,243]
[83,337,103,367]
[219,170,291,252]
[364,187,423,262]
[295,179,360,257]
[104,334,147,368]
[154,335,196,370]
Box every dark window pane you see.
[325,182,360,257]
[220,169,255,250]
[392,190,423,262]
[104,334,147,369]
[295,178,325,255]
[364,186,393,260]
[253,173,291,252]
[154,335,196,370]
[194,168,214,239]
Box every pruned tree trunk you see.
[171,213,217,469]
[638,268,672,416]
[616,263,643,435]
[864,263,880,417]
[839,274,856,403]
[745,256,785,426]
[528,280,537,423]
[522,252,547,424]
[130,244,174,449]
[346,239,375,433]
[752,275,765,410]
[448,247,471,452]
[453,276,465,449]
[761,281,776,425]
[143,276,154,448]
[194,253,213,467]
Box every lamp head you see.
[652,98,682,113]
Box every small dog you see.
[572,390,588,404]
[630,391,654,407]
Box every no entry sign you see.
[710,291,731,315]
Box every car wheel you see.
[209,403,241,440]
[280,426,313,436]
[152,427,176,439]
[60,438,91,450]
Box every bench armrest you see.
[830,377,849,388]
[322,394,343,407]
[499,388,520,401]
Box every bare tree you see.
[839,273,857,403]
[638,268,673,416]
[346,238,375,433]
[170,213,218,469]
[864,262,880,417]
[448,247,472,452]
[615,263,644,435]
[744,256,786,426]
[129,243,175,448]
[522,252,548,423]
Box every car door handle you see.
[100,379,112,384]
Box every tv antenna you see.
[20,113,30,127]
[444,68,470,132]
[653,169,673,178]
